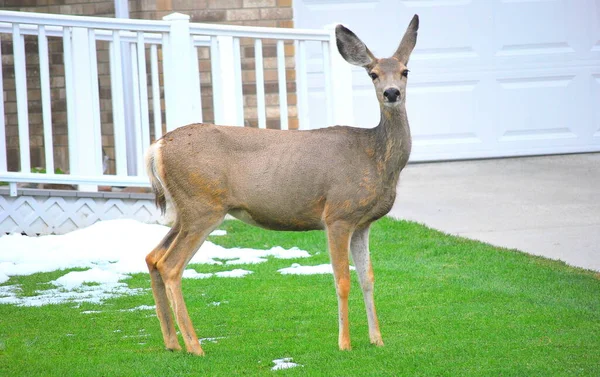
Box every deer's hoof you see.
[338,341,352,351]
[186,343,205,356]
[166,344,182,352]
[188,348,206,356]
[185,341,204,356]
[371,338,384,347]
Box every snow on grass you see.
[0,281,143,307]
[53,268,128,290]
[183,268,253,279]
[195,245,310,265]
[0,219,311,307]
[215,269,253,278]
[182,269,214,279]
[120,305,155,312]
[271,358,302,371]
[277,263,355,275]
[199,336,225,344]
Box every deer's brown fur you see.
[145,15,419,355]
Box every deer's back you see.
[158,123,399,230]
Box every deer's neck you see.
[373,104,412,182]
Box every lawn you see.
[0,218,598,376]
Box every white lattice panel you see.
[0,194,162,235]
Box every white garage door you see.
[294,0,600,161]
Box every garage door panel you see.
[495,0,570,47]
[401,0,491,67]
[593,74,600,139]
[408,79,482,146]
[494,74,584,147]
[493,0,591,64]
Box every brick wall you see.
[1,0,296,174]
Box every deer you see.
[144,15,419,356]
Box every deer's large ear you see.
[393,14,419,65]
[335,25,376,68]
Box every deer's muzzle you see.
[383,88,400,103]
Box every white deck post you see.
[68,27,101,191]
[163,13,198,131]
[325,24,354,127]
[211,36,240,126]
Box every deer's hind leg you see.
[146,221,182,351]
[156,212,225,356]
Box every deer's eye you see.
[402,69,410,77]
[369,72,378,80]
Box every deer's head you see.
[335,15,419,108]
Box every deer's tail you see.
[145,141,168,215]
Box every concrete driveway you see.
[389,153,600,272]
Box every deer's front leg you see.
[350,225,383,346]
[326,221,353,351]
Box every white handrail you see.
[0,10,328,41]
[0,22,179,46]
[0,10,170,32]
[189,21,329,41]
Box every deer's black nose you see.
[383,88,400,102]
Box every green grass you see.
[0,218,598,376]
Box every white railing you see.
[0,11,354,196]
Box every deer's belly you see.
[227,208,325,232]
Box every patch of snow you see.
[0,282,143,307]
[53,268,128,290]
[208,301,221,306]
[81,310,102,314]
[272,358,302,371]
[0,219,168,276]
[191,245,310,265]
[183,268,252,279]
[0,219,310,307]
[277,263,355,275]
[182,270,213,279]
[120,305,155,312]
[210,230,227,236]
[122,333,150,338]
[199,336,225,344]
[225,257,268,265]
[215,269,252,278]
